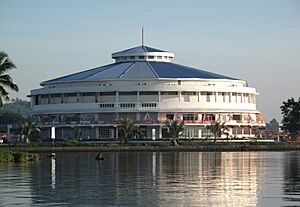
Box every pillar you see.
[95,127,99,139]
[159,126,162,139]
[115,126,119,140]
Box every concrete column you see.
[137,91,140,106]
[115,126,119,140]
[136,113,140,122]
[178,91,181,102]
[95,127,99,139]
[61,93,64,103]
[116,91,119,107]
[152,128,156,140]
[76,92,80,102]
[158,91,161,102]
[159,126,162,139]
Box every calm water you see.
[0,151,300,207]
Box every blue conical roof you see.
[41,45,238,85]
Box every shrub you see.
[12,152,28,162]
[0,151,14,162]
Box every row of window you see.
[115,55,171,61]
[99,102,157,108]
[40,91,253,96]
[35,91,255,105]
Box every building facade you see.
[30,45,265,140]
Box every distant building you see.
[29,44,265,140]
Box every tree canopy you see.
[280,97,300,138]
[165,120,185,145]
[207,119,229,142]
[0,98,31,117]
[0,52,18,106]
[118,119,140,144]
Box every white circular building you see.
[30,44,265,140]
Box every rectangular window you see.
[140,91,158,95]
[99,103,115,108]
[166,114,174,120]
[141,103,157,107]
[129,56,135,60]
[206,92,213,102]
[148,56,154,59]
[51,93,61,98]
[161,91,178,95]
[99,127,110,138]
[120,103,136,108]
[183,114,197,121]
[139,56,145,59]
[82,92,96,96]
[233,114,241,120]
[181,91,196,95]
[119,91,137,95]
[100,92,116,96]
[65,93,77,97]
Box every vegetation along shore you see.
[0,150,39,162]
[2,141,300,153]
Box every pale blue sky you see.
[1,0,299,121]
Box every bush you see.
[0,151,14,162]
[0,150,39,162]
[12,152,28,162]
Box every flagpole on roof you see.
[141,26,144,46]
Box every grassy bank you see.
[2,142,300,153]
[0,150,39,162]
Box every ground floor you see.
[39,125,257,141]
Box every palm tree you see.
[165,120,185,146]
[0,52,18,107]
[207,119,229,142]
[118,119,140,144]
[73,126,83,142]
[20,117,41,144]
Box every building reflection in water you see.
[29,151,264,206]
[283,151,300,203]
[51,153,56,190]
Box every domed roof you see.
[41,45,238,85]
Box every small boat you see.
[95,152,104,161]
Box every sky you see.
[1,0,299,122]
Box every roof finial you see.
[141,26,144,46]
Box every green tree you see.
[207,119,229,142]
[118,119,140,144]
[165,120,185,146]
[20,117,41,143]
[280,97,300,139]
[0,52,18,106]
[0,112,26,125]
[0,98,31,117]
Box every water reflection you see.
[1,151,300,206]
[283,152,300,205]
[51,153,56,190]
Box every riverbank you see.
[1,142,300,153]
